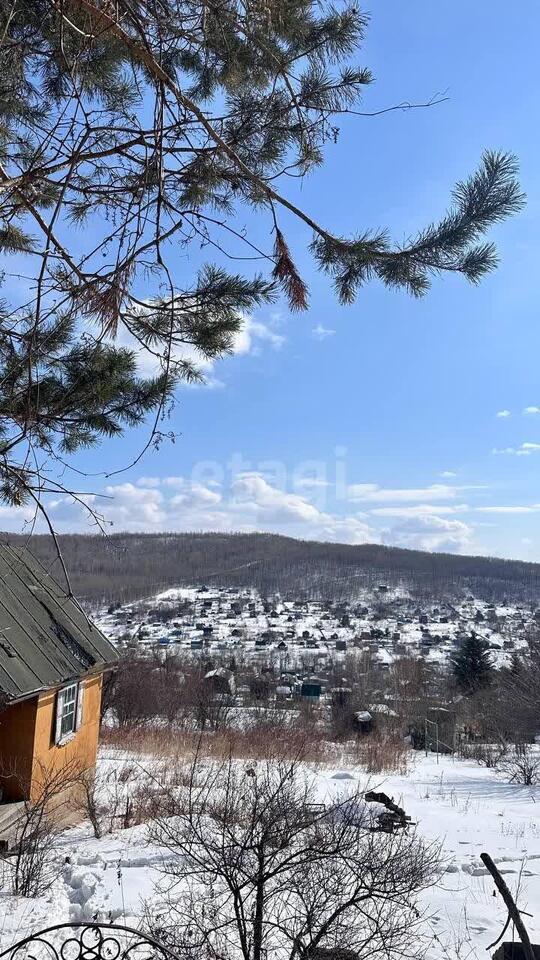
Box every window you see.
[60,683,77,738]
[55,682,84,744]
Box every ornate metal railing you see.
[0,923,183,960]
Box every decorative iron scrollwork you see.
[0,923,182,960]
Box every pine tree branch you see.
[48,0,525,286]
[0,161,86,283]
[50,0,338,243]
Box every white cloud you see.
[112,314,285,386]
[228,471,375,542]
[217,472,377,543]
[232,319,285,355]
[170,484,222,509]
[0,475,506,558]
[161,476,188,488]
[98,482,166,527]
[231,473,323,524]
[348,483,469,503]
[493,442,540,456]
[475,504,540,514]
[382,514,473,553]
[308,515,373,544]
[370,503,468,518]
[312,324,336,341]
[73,473,375,545]
[229,474,374,542]
[135,476,162,488]
[439,470,457,478]
[523,406,540,415]
[72,475,473,550]
[0,504,36,524]
[496,410,512,418]
[250,321,286,350]
[293,477,330,490]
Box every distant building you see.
[204,667,236,696]
[353,710,373,734]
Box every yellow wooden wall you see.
[0,673,103,803]
[0,695,38,801]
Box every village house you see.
[0,543,118,827]
[204,666,236,696]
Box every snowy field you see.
[1,751,539,959]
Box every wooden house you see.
[0,543,118,816]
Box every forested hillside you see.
[3,532,540,607]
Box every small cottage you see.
[0,543,118,815]
[204,667,236,696]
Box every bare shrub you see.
[100,717,412,778]
[73,768,106,839]
[100,721,330,765]
[129,783,175,825]
[357,733,410,776]
[149,752,441,960]
[112,657,163,727]
[71,759,146,834]
[117,762,137,783]
[71,751,197,833]
[501,745,540,785]
[458,742,506,768]
[11,760,82,897]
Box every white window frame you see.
[55,682,84,745]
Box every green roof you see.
[0,542,118,701]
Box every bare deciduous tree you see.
[6,759,82,897]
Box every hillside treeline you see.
[2,532,540,607]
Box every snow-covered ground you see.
[1,752,539,959]
[320,756,540,960]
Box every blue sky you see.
[4,1,540,559]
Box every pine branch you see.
[272,228,308,311]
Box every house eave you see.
[0,659,117,711]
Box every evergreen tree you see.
[453,632,494,695]
[0,0,525,524]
